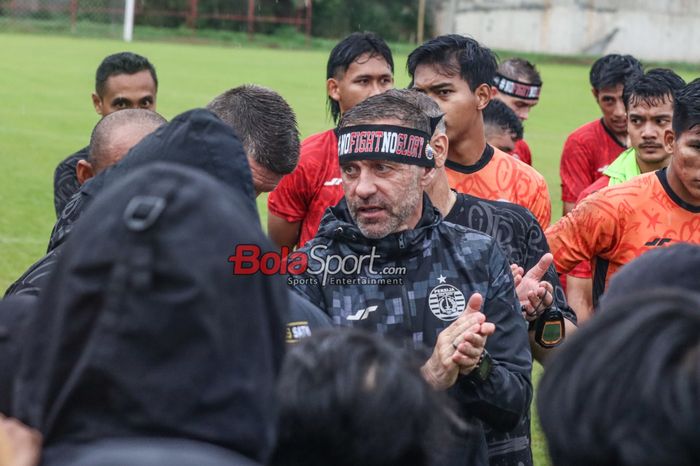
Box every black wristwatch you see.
[470,349,493,382]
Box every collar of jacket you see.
[316,193,442,258]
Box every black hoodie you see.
[47,108,257,253]
[0,294,36,415]
[14,163,286,464]
[6,109,255,298]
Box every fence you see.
[0,0,312,40]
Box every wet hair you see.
[497,57,542,86]
[538,288,700,466]
[338,89,431,134]
[407,34,498,91]
[88,109,166,169]
[326,32,394,123]
[622,68,685,109]
[672,78,700,136]
[95,52,158,97]
[270,328,457,466]
[483,99,524,140]
[589,54,643,91]
[392,88,446,134]
[207,85,300,175]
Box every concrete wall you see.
[435,0,700,62]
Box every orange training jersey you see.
[546,169,700,302]
[445,144,551,228]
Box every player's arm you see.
[532,175,552,228]
[560,136,593,216]
[515,253,579,365]
[513,212,578,363]
[268,214,301,250]
[453,242,532,431]
[267,156,312,249]
[545,192,618,275]
[566,272,594,325]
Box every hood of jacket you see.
[48,108,257,251]
[15,163,285,463]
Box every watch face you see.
[542,321,563,345]
[476,351,493,381]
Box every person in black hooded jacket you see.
[12,163,287,465]
[6,107,329,341]
[288,91,531,465]
[6,109,257,297]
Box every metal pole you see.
[70,0,78,32]
[187,0,198,29]
[247,0,254,40]
[305,0,312,45]
[417,0,426,43]
[123,0,135,42]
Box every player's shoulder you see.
[454,193,539,234]
[295,129,338,169]
[301,129,337,153]
[492,146,547,183]
[565,119,602,144]
[582,171,657,207]
[439,219,498,255]
[577,175,610,203]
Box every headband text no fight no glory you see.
[337,124,435,168]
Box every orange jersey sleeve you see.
[548,170,700,293]
[546,189,621,274]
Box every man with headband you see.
[408,35,551,229]
[290,90,532,466]
[492,58,543,165]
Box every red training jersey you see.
[560,118,626,203]
[267,129,343,248]
[446,144,552,228]
[511,139,532,166]
[546,169,700,301]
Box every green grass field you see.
[0,32,603,290]
[0,31,695,465]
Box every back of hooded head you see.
[270,328,457,466]
[15,163,286,463]
[538,288,700,466]
[48,108,256,252]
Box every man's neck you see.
[666,163,700,207]
[602,118,628,146]
[447,123,488,166]
[636,152,670,174]
[426,169,457,217]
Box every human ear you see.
[429,133,449,168]
[475,83,492,111]
[663,128,675,154]
[76,159,95,185]
[92,93,103,115]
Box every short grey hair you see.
[339,89,445,135]
[207,85,300,175]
